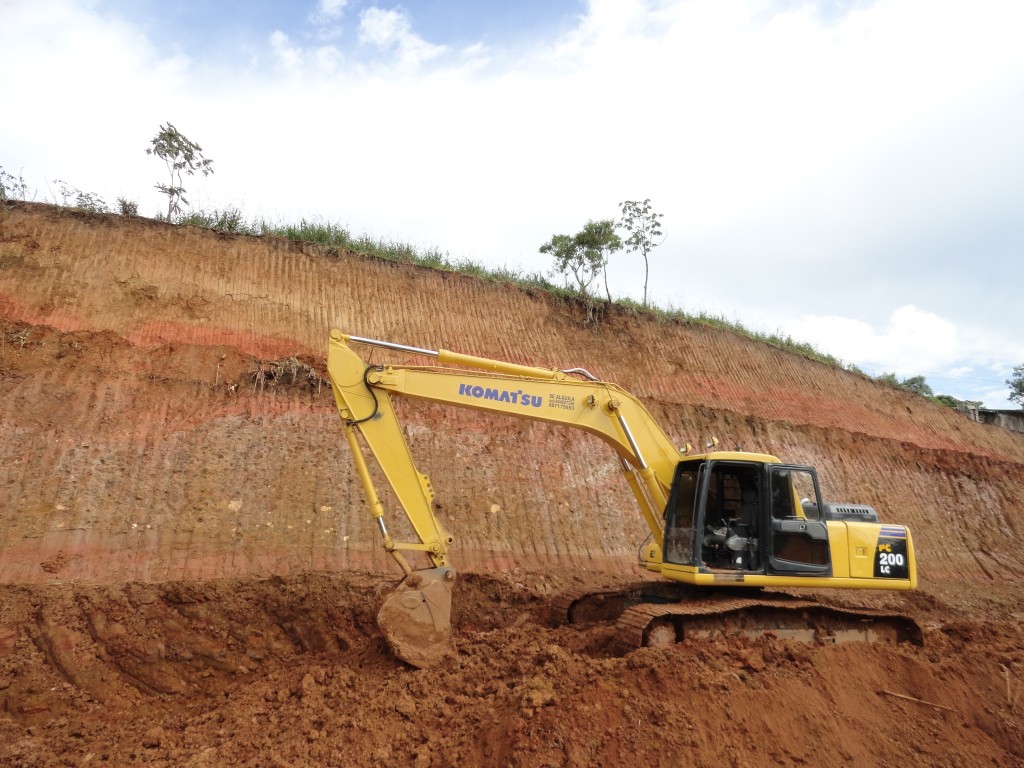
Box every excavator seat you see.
[703,485,761,570]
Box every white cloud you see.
[458,42,491,70]
[269,30,303,71]
[315,0,349,21]
[266,29,344,77]
[774,304,1024,408]
[0,0,194,204]
[781,305,958,375]
[309,0,349,40]
[358,7,447,69]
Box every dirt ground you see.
[0,571,1022,767]
[1,202,1023,766]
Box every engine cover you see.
[823,503,879,522]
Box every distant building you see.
[957,404,1024,434]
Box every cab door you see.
[766,465,832,576]
[661,460,704,565]
[692,460,764,573]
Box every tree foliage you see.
[540,219,621,304]
[897,375,934,398]
[0,166,29,201]
[878,372,933,397]
[876,372,977,409]
[147,123,214,221]
[576,219,622,303]
[1008,364,1024,407]
[618,198,664,307]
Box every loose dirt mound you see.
[1,202,1023,766]
[0,571,1021,767]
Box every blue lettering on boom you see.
[458,382,542,408]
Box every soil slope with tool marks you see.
[0,201,1022,766]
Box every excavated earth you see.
[0,200,1023,767]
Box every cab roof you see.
[681,451,782,464]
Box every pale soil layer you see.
[0,201,1022,766]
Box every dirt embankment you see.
[0,201,1022,766]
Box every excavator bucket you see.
[376,567,455,668]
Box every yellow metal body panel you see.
[692,450,781,465]
[847,522,889,578]
[826,522,851,578]
[660,563,916,591]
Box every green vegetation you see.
[117,197,139,216]
[0,167,29,201]
[541,200,662,308]
[619,199,664,308]
[875,372,976,409]
[179,207,248,233]
[147,123,214,221]
[1008,364,1024,406]
[539,219,622,306]
[52,179,108,213]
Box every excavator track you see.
[614,597,922,649]
[552,582,702,625]
[554,583,922,650]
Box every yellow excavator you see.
[326,330,919,667]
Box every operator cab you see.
[662,454,832,577]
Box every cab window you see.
[663,464,701,564]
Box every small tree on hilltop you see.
[619,198,664,308]
[541,221,622,301]
[1008,364,1024,407]
[147,123,214,221]
[541,232,600,300]
[576,219,622,303]
[898,375,934,398]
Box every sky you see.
[2,0,1022,408]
